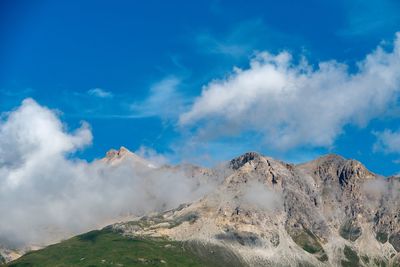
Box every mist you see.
[0,99,218,248]
[242,181,283,211]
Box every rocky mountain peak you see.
[298,154,375,186]
[338,159,375,185]
[229,151,263,170]
[223,152,291,189]
[103,146,156,168]
[105,146,131,159]
[311,153,346,166]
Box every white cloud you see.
[0,99,216,248]
[130,77,184,119]
[373,129,400,154]
[180,32,400,150]
[135,145,169,167]
[87,88,113,98]
[0,98,92,187]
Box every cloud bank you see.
[0,99,215,248]
[180,32,400,150]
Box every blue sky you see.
[1,0,400,175]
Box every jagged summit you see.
[298,153,376,186]
[229,151,263,170]
[105,146,132,159]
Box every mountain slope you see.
[6,227,243,267]
[5,152,400,266]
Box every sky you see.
[1,0,400,175]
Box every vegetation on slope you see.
[5,228,237,267]
[390,233,400,252]
[290,228,328,262]
[339,219,362,242]
[377,231,389,244]
[341,245,359,267]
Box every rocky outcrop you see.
[114,152,400,267]
[229,152,263,170]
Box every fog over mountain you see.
[111,152,400,266]
[0,99,223,248]
[1,99,400,266]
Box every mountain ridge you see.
[4,150,400,266]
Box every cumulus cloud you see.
[373,129,400,154]
[180,32,400,150]
[0,99,92,186]
[0,99,216,248]
[87,88,113,98]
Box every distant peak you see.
[316,153,345,162]
[299,153,376,186]
[104,146,157,168]
[118,146,130,154]
[298,153,346,168]
[105,146,133,160]
[310,154,368,171]
[229,152,263,170]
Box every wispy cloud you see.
[373,129,400,154]
[337,0,400,37]
[0,88,34,97]
[195,19,306,59]
[196,32,250,58]
[130,77,185,120]
[87,88,113,98]
[135,145,169,167]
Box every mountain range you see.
[2,148,400,266]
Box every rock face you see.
[113,152,400,267]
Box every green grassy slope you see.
[4,228,242,267]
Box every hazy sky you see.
[2,0,400,175]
